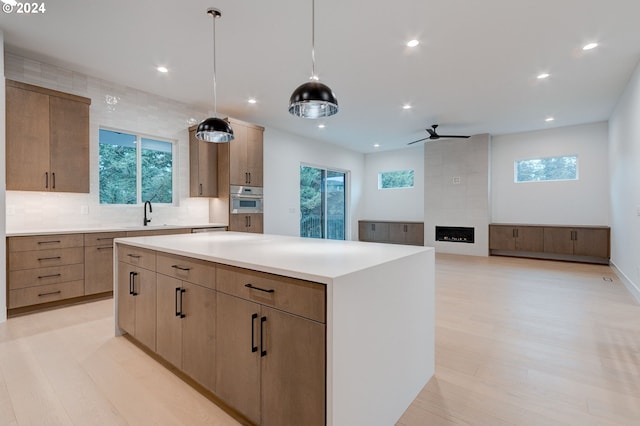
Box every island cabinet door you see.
[216,292,261,425]
[156,274,183,368]
[133,267,157,351]
[261,306,326,426]
[117,262,136,335]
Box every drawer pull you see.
[96,237,113,241]
[38,273,62,279]
[127,254,142,259]
[38,290,62,297]
[38,240,61,245]
[97,246,113,250]
[245,283,275,293]
[38,256,61,261]
[171,265,192,271]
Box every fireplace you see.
[435,226,475,243]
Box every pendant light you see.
[288,0,338,119]
[196,7,234,143]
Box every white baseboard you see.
[611,261,640,304]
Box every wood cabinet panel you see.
[215,292,261,424]
[245,126,263,187]
[543,227,575,255]
[489,225,516,250]
[489,225,543,252]
[217,264,326,323]
[5,80,91,193]
[389,222,424,246]
[189,127,218,197]
[117,245,156,270]
[9,247,83,271]
[117,262,136,335]
[229,214,263,233]
[574,228,610,258]
[84,244,115,295]
[117,262,157,351]
[228,119,264,186]
[49,96,90,193]
[156,252,216,289]
[9,263,84,290]
[6,84,50,191]
[156,274,183,368]
[8,233,84,252]
[9,280,84,309]
[515,227,544,252]
[84,231,126,246]
[261,306,325,426]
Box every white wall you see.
[4,52,211,231]
[263,127,364,240]
[424,134,491,256]
[0,33,7,322]
[491,122,609,225]
[609,60,640,301]
[362,145,424,221]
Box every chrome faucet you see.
[143,201,152,226]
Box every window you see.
[300,165,347,240]
[99,129,174,204]
[515,155,578,183]
[378,169,414,189]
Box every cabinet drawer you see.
[156,253,216,289]
[8,247,84,271]
[84,231,126,247]
[117,245,156,270]
[217,265,325,323]
[9,280,84,309]
[8,233,84,252]
[9,263,84,290]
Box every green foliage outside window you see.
[99,129,173,204]
[379,170,414,189]
[515,155,577,183]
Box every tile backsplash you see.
[5,52,213,231]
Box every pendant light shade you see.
[288,0,338,119]
[196,7,234,143]
[288,81,338,119]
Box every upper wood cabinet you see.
[188,126,218,197]
[227,118,264,187]
[6,80,91,193]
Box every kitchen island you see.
[114,231,434,426]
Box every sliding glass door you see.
[300,165,346,240]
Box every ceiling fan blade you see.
[437,135,470,139]
[407,137,430,145]
[426,128,437,137]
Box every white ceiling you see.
[1,0,639,153]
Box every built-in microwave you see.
[230,185,263,214]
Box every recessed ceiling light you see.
[537,73,550,79]
[545,117,555,122]
[407,39,419,48]
[318,124,326,129]
[373,144,380,148]
[248,98,257,104]
[583,42,598,51]
[402,104,412,110]
[157,66,169,73]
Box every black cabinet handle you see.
[260,316,267,357]
[175,287,181,317]
[245,283,275,293]
[129,271,138,296]
[38,240,61,245]
[248,172,252,183]
[171,265,191,271]
[97,246,113,250]
[127,254,141,259]
[37,256,61,261]
[248,216,252,227]
[52,172,56,189]
[37,273,61,279]
[180,288,186,318]
[251,313,258,353]
[199,183,203,195]
[45,172,48,189]
[38,290,61,297]
[96,237,113,241]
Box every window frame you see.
[98,127,177,205]
[514,154,579,184]
[378,169,415,190]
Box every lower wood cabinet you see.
[117,252,157,351]
[229,214,264,233]
[84,231,126,295]
[489,224,610,264]
[359,220,424,246]
[156,274,216,391]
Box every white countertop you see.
[115,231,431,283]
[7,223,227,237]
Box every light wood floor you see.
[0,254,638,425]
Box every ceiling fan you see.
[407,124,470,145]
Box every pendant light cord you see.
[212,12,218,117]
[311,0,316,80]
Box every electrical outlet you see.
[452,176,461,185]
[80,205,89,215]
